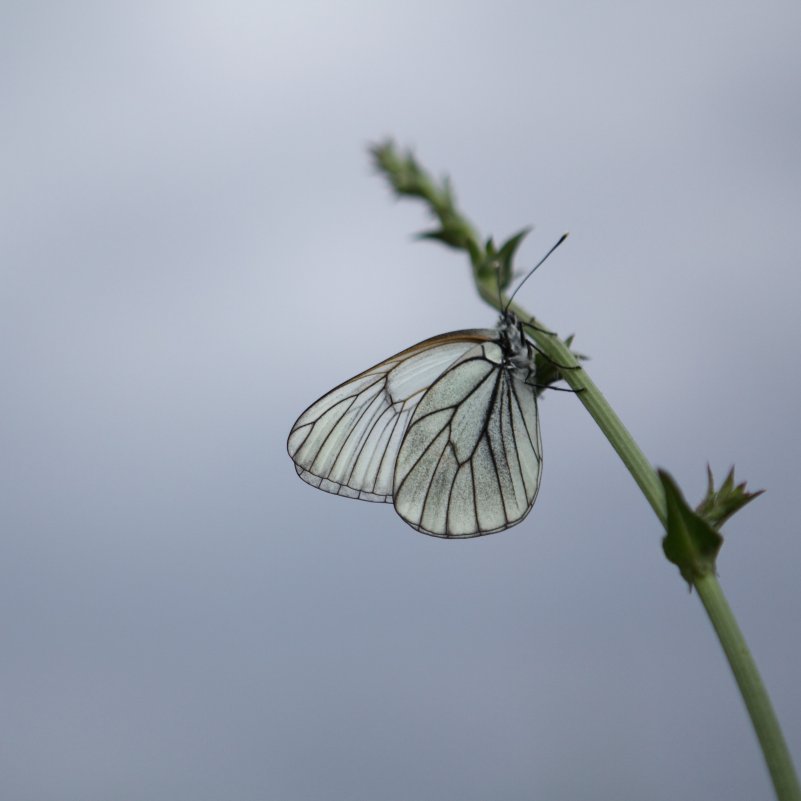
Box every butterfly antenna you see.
[503,232,569,313]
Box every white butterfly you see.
[287,310,543,538]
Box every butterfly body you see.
[287,312,542,538]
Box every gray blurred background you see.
[2,2,800,799]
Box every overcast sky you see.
[2,2,800,800]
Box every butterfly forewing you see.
[287,331,494,502]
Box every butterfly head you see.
[496,310,533,371]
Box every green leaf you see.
[660,470,724,587]
[415,228,469,249]
[465,238,482,269]
[495,226,533,290]
[696,465,764,529]
[370,141,433,201]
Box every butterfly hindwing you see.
[393,341,542,538]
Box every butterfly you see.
[287,309,545,538]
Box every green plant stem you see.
[477,275,801,801]
[696,574,801,801]
[476,259,669,519]
[372,142,799,799]
[507,299,666,523]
